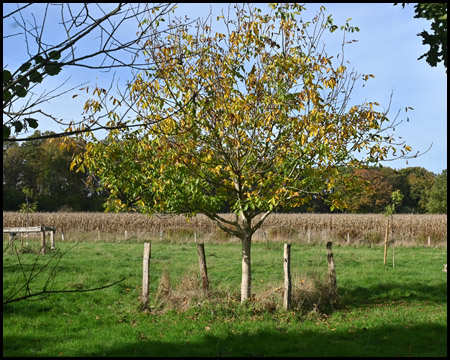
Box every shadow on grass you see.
[3,322,447,357]
[339,281,447,307]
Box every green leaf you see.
[33,55,45,64]
[18,76,30,89]
[12,121,24,133]
[29,71,43,83]
[24,118,39,129]
[3,125,11,139]
[14,85,27,98]
[3,90,12,103]
[3,70,12,84]
[48,50,61,60]
[45,62,62,76]
[19,62,32,72]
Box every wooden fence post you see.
[283,243,292,310]
[197,243,209,293]
[50,230,55,250]
[326,242,337,303]
[142,242,151,307]
[40,224,46,255]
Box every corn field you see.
[3,212,447,246]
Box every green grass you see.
[3,240,447,357]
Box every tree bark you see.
[241,233,252,302]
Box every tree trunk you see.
[241,233,252,302]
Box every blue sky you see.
[3,3,447,174]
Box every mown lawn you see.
[3,240,447,357]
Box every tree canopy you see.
[426,169,447,213]
[396,3,447,70]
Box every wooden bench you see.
[3,225,56,254]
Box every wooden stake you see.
[384,218,389,265]
[40,224,46,255]
[283,243,292,310]
[197,243,209,293]
[326,242,337,303]
[50,230,55,250]
[142,242,151,307]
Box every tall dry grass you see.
[3,212,447,246]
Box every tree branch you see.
[3,277,126,305]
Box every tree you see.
[395,3,447,70]
[3,3,182,141]
[426,169,447,213]
[74,3,417,302]
[3,131,107,211]
[346,168,394,213]
[383,189,404,266]
[398,167,435,213]
[18,186,38,215]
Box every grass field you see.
[3,237,447,357]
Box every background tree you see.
[395,3,447,70]
[3,131,106,211]
[74,3,418,302]
[346,168,393,213]
[3,3,183,141]
[397,167,435,213]
[426,169,447,213]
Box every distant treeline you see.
[3,131,447,214]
